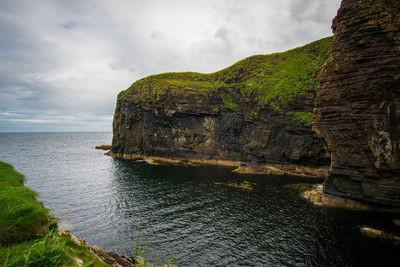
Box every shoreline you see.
[0,160,172,266]
[60,230,138,266]
[105,151,328,179]
[105,150,400,214]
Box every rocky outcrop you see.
[60,231,135,266]
[313,0,400,206]
[359,226,400,246]
[95,145,112,150]
[303,185,400,213]
[112,38,332,173]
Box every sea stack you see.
[313,0,400,207]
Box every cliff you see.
[313,0,400,207]
[111,37,332,171]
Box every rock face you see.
[313,0,400,207]
[112,38,332,168]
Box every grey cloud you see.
[288,0,338,24]
[0,0,342,132]
[215,27,230,41]
[150,31,165,41]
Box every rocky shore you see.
[60,231,137,267]
[303,185,400,214]
[359,226,400,246]
[106,151,328,178]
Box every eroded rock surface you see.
[313,0,400,206]
[112,38,332,170]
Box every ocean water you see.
[0,132,398,266]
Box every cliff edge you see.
[313,0,400,207]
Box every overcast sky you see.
[0,0,341,132]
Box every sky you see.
[0,0,342,132]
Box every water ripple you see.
[0,132,399,266]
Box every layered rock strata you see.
[111,38,332,174]
[313,0,400,206]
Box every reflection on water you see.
[0,132,399,266]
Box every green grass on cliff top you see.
[119,36,332,112]
[0,162,50,245]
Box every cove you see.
[0,132,398,266]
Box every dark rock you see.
[95,145,112,150]
[313,0,400,207]
[303,185,400,213]
[359,226,400,245]
[112,38,333,169]
[107,251,134,267]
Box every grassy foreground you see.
[0,162,48,245]
[0,161,176,266]
[0,161,108,266]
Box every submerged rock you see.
[284,183,314,191]
[214,180,256,191]
[359,226,400,246]
[95,145,112,150]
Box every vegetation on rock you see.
[0,161,109,266]
[118,36,332,121]
[0,230,110,267]
[292,112,313,125]
[112,37,333,167]
[0,162,49,245]
[0,161,176,266]
[360,0,398,10]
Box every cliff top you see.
[118,36,332,112]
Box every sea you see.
[0,132,398,266]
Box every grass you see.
[0,161,109,266]
[263,129,271,134]
[134,228,176,267]
[118,36,332,123]
[292,112,313,125]
[0,161,176,266]
[239,38,330,108]
[0,162,50,245]
[221,94,240,111]
[0,230,111,267]
[0,231,73,267]
[360,0,398,10]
